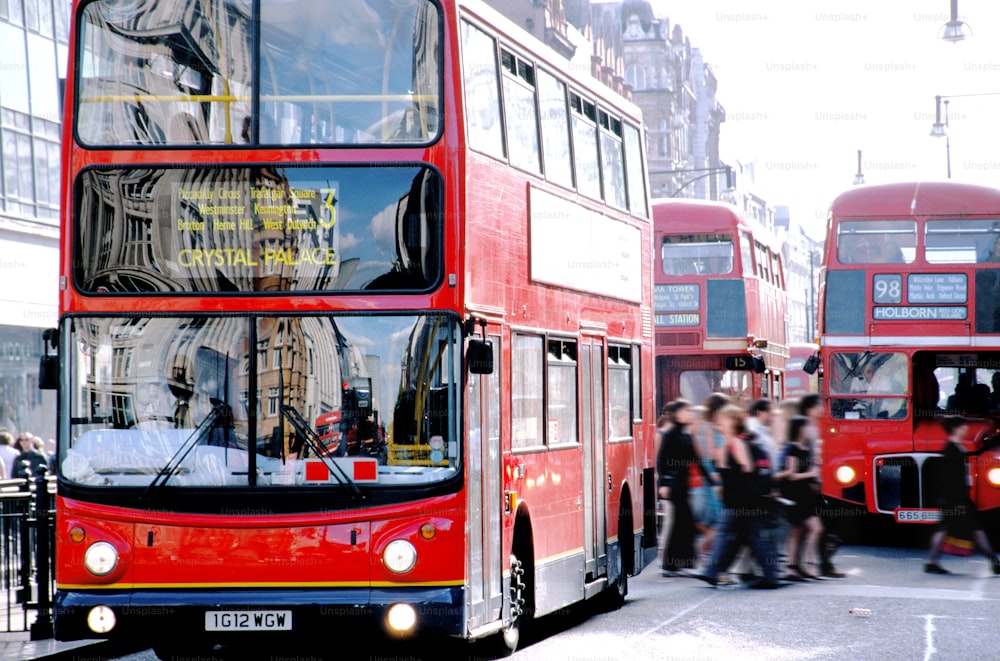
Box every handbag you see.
[940,534,975,557]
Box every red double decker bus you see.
[818,181,1000,527]
[785,342,820,399]
[47,0,657,656]
[652,198,789,413]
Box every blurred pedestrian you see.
[12,433,48,480]
[689,405,721,557]
[0,431,16,479]
[736,398,785,580]
[925,416,1000,575]
[658,400,715,575]
[693,393,731,556]
[776,415,824,580]
[797,394,844,578]
[695,404,783,589]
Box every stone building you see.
[603,0,726,200]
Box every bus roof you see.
[652,197,744,231]
[829,181,1000,219]
[652,198,784,250]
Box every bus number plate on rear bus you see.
[895,508,941,523]
[205,610,292,631]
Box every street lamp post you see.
[930,96,951,178]
[653,166,735,198]
[929,92,1000,179]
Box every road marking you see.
[923,614,937,661]
[639,593,719,638]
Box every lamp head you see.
[939,20,971,43]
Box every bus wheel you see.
[598,510,630,611]
[501,551,530,652]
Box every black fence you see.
[1,471,55,639]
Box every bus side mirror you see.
[39,328,58,390]
[803,354,821,375]
[752,357,766,374]
[467,339,494,375]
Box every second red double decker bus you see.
[48,0,657,657]
[652,198,788,413]
[818,181,1000,528]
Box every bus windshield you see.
[77,0,441,146]
[827,351,908,420]
[836,220,916,264]
[661,234,734,275]
[60,313,461,488]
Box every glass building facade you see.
[0,0,68,444]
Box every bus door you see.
[581,337,608,577]
[466,331,503,628]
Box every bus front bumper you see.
[54,586,465,642]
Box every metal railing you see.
[0,470,55,639]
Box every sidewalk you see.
[0,633,108,661]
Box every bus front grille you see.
[874,456,921,511]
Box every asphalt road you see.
[43,542,1000,661]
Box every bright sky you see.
[648,0,1000,238]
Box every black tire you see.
[597,510,631,611]
[497,546,535,654]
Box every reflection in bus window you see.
[679,370,751,406]
[77,0,441,146]
[837,221,915,264]
[661,234,734,275]
[74,165,442,294]
[924,219,1000,264]
[828,351,908,420]
[62,313,461,488]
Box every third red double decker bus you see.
[785,342,820,399]
[48,0,657,657]
[818,181,1000,528]
[652,198,788,413]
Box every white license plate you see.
[205,610,292,631]
[895,508,941,523]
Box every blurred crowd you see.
[656,393,843,589]
[0,430,55,481]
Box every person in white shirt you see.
[0,431,19,480]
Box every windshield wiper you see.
[277,350,363,499]
[280,403,363,500]
[142,403,225,500]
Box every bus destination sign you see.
[873,306,967,320]
[654,284,699,312]
[907,273,967,303]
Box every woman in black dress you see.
[775,415,824,580]
[658,399,714,574]
[925,416,1000,574]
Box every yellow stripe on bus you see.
[57,579,465,590]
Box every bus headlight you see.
[87,605,116,634]
[835,465,857,485]
[383,539,417,574]
[988,466,1000,487]
[84,541,119,576]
